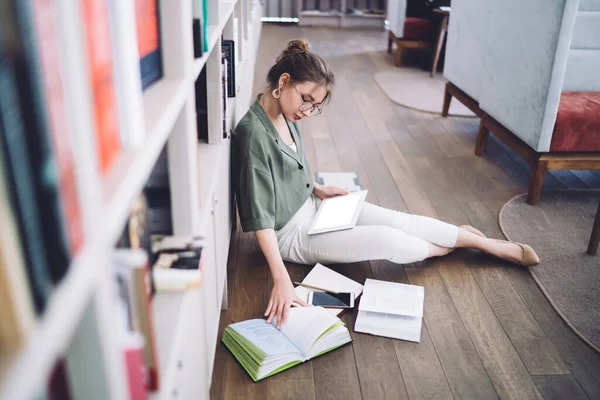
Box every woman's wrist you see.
[272,268,291,284]
[312,181,321,194]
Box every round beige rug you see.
[499,190,600,353]
[374,68,476,117]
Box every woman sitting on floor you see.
[231,39,540,329]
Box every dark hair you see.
[267,39,335,104]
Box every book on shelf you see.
[152,235,206,291]
[221,40,236,97]
[46,358,73,400]
[195,66,209,141]
[221,52,229,139]
[107,0,146,149]
[0,142,36,350]
[114,249,160,391]
[0,0,79,312]
[201,0,209,52]
[135,0,163,90]
[32,0,84,258]
[82,0,122,176]
[116,269,149,400]
[354,278,425,343]
[121,331,148,400]
[143,146,173,236]
[222,306,352,381]
[192,0,206,58]
[116,194,157,295]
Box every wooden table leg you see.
[431,14,448,78]
[587,200,600,255]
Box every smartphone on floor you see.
[307,291,355,309]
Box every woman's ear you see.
[278,73,290,88]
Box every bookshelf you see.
[0,0,262,399]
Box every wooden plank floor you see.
[211,24,600,400]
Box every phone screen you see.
[310,292,353,308]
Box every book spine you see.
[202,0,209,52]
[135,0,163,90]
[192,19,203,59]
[222,53,228,139]
[82,0,122,176]
[114,249,160,392]
[32,0,84,257]
[2,0,71,288]
[0,141,36,347]
[47,358,73,400]
[195,66,209,141]
[222,40,236,97]
[0,57,53,312]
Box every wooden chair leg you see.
[474,118,490,156]
[387,35,393,54]
[442,84,452,117]
[431,15,448,78]
[394,44,404,67]
[587,200,600,255]
[527,157,548,205]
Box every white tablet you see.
[307,190,368,235]
[314,172,364,193]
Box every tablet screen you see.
[311,192,363,231]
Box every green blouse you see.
[231,98,314,232]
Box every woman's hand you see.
[313,183,350,200]
[265,276,309,329]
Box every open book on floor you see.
[222,306,352,381]
[354,278,424,343]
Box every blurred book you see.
[114,249,160,392]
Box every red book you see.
[123,332,148,400]
[32,0,84,255]
[82,0,121,175]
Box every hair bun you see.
[276,39,310,63]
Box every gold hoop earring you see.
[272,87,281,99]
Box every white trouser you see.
[276,195,459,265]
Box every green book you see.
[222,306,352,381]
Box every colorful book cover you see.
[83,0,122,176]
[33,0,84,256]
[135,0,163,90]
[1,0,71,291]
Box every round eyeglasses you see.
[292,83,323,116]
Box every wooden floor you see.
[210,24,600,400]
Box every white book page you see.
[294,263,364,303]
[359,279,424,317]
[271,307,341,357]
[355,310,422,342]
[230,319,301,357]
[311,191,364,231]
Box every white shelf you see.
[193,26,220,79]
[193,1,238,80]
[104,78,188,244]
[150,291,186,400]
[0,245,101,400]
[197,139,229,211]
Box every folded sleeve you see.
[238,166,276,232]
